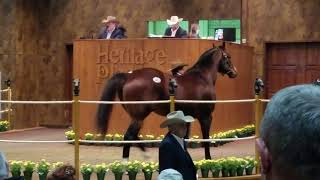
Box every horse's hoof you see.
[122,158,129,163]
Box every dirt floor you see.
[0,127,255,180]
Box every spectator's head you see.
[102,16,119,31]
[190,23,199,34]
[0,152,9,179]
[160,111,194,138]
[47,165,75,180]
[158,168,183,180]
[167,16,182,31]
[257,84,320,180]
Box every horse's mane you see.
[185,47,219,74]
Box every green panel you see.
[154,21,168,35]
[208,20,220,28]
[220,20,240,28]
[199,20,208,38]
[147,21,155,35]
[199,19,241,43]
[236,29,241,40]
[147,20,189,36]
[180,21,189,32]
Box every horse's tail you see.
[96,72,128,134]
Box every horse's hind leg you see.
[123,119,145,160]
[199,115,212,159]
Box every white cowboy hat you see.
[160,111,194,128]
[167,16,183,26]
[101,16,118,24]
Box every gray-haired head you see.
[259,84,320,179]
[158,169,183,180]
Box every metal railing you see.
[0,78,267,179]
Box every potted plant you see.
[94,133,103,140]
[226,157,238,177]
[65,130,75,144]
[244,157,257,175]
[154,135,164,147]
[199,160,211,178]
[236,128,245,138]
[80,163,93,180]
[142,161,158,180]
[210,160,222,177]
[0,120,10,132]
[210,134,220,147]
[23,161,36,180]
[52,162,64,169]
[105,134,114,146]
[219,159,229,177]
[84,133,95,145]
[215,132,226,145]
[65,130,75,140]
[109,161,126,180]
[93,134,103,146]
[95,163,108,180]
[190,135,201,148]
[113,133,124,147]
[9,160,23,177]
[126,160,142,180]
[37,159,51,180]
[193,160,200,174]
[144,135,155,148]
[236,158,246,176]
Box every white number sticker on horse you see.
[153,77,161,83]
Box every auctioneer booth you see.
[73,39,254,136]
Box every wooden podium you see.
[73,39,254,136]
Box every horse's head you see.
[216,42,238,78]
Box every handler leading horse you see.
[97,42,237,160]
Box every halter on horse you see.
[96,42,237,159]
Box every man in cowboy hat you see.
[169,62,188,77]
[159,111,197,180]
[98,16,127,39]
[164,16,187,38]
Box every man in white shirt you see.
[164,16,187,38]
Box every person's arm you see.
[164,27,171,36]
[181,29,188,38]
[159,142,175,171]
[113,28,127,39]
[97,27,106,39]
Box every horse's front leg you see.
[199,115,212,159]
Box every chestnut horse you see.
[97,43,237,160]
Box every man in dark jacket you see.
[98,16,127,39]
[164,16,187,38]
[159,111,197,180]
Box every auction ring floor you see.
[0,127,255,179]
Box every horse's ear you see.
[212,43,216,48]
[219,42,226,50]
